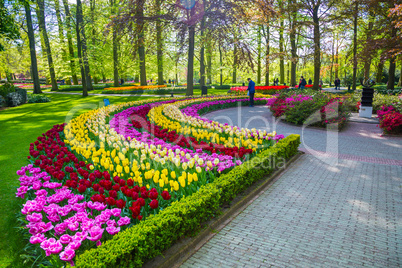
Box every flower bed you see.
[15,95,299,267]
[107,85,168,91]
[293,84,321,89]
[267,93,350,129]
[230,85,289,95]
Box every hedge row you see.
[75,134,300,267]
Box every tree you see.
[352,0,358,90]
[301,0,334,90]
[62,0,79,85]
[23,0,41,93]
[76,0,93,96]
[137,0,147,86]
[155,0,164,85]
[0,0,20,51]
[36,0,58,91]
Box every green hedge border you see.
[75,134,300,267]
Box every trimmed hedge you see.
[75,134,300,267]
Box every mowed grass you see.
[0,93,154,266]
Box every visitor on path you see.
[168,79,171,84]
[247,78,255,107]
[275,78,279,85]
[299,76,307,90]
[334,77,340,90]
[319,79,323,87]
[308,78,312,85]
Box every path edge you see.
[143,152,303,268]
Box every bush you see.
[377,105,402,134]
[372,93,402,113]
[15,87,27,104]
[27,94,51,103]
[0,82,15,98]
[375,86,401,96]
[285,100,321,125]
[0,95,5,107]
[6,92,24,107]
[59,84,108,91]
[75,135,300,267]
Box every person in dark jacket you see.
[247,78,255,107]
[334,77,341,90]
[298,76,307,90]
[308,78,312,85]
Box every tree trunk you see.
[90,0,99,83]
[257,26,261,84]
[363,9,374,81]
[330,34,334,85]
[110,0,119,87]
[24,1,41,94]
[335,35,339,79]
[156,0,164,85]
[265,24,270,86]
[312,4,320,90]
[54,0,66,60]
[137,0,147,86]
[279,4,284,85]
[387,26,397,90]
[290,14,297,87]
[219,44,223,86]
[79,0,92,91]
[376,62,384,83]
[36,0,58,91]
[62,0,78,85]
[199,10,206,89]
[187,7,196,95]
[207,42,212,84]
[352,1,358,90]
[232,44,237,84]
[76,0,88,96]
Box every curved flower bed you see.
[16,95,288,266]
[107,85,168,91]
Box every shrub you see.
[0,95,5,107]
[6,92,24,107]
[27,94,51,103]
[285,99,321,125]
[377,105,402,134]
[15,87,27,104]
[0,82,15,98]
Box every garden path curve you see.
[181,106,402,267]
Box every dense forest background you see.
[0,0,401,95]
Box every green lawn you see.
[0,93,154,266]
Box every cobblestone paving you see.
[181,106,402,268]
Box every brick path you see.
[181,106,402,267]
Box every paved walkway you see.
[181,106,402,268]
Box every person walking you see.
[308,78,312,85]
[334,77,340,90]
[298,76,307,90]
[247,78,255,107]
